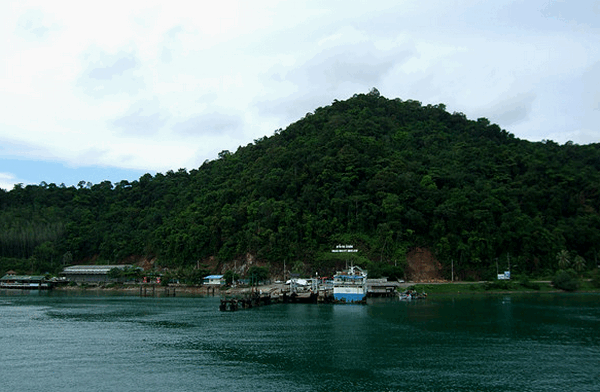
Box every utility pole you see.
[496,258,498,276]
[451,259,454,282]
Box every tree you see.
[552,269,579,291]
[223,270,240,285]
[572,255,586,274]
[246,266,269,285]
[556,250,570,270]
[108,267,122,280]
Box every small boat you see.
[398,289,427,301]
[332,265,367,303]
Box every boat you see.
[332,265,367,303]
[398,289,427,301]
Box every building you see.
[61,265,141,283]
[0,273,52,289]
[203,275,225,285]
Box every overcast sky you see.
[1,0,599,191]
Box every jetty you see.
[219,285,339,311]
[219,282,406,310]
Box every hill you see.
[1,89,599,281]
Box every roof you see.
[61,265,138,275]
[204,275,224,279]
[1,275,46,281]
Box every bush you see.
[483,280,514,291]
[519,275,540,290]
[552,269,579,292]
[590,270,600,289]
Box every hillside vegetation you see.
[1,89,599,281]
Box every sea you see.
[0,290,598,392]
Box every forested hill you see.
[1,90,599,280]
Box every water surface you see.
[1,291,598,391]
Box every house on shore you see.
[0,272,52,289]
[203,275,225,285]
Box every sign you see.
[332,244,358,253]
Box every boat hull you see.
[333,287,366,303]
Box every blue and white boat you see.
[332,266,367,303]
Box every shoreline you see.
[47,281,600,296]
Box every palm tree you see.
[572,255,586,273]
[556,250,571,270]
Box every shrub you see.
[590,270,600,289]
[519,275,540,290]
[552,269,579,292]
[483,280,513,291]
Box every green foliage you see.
[518,275,541,290]
[483,280,514,291]
[364,261,404,280]
[107,266,142,281]
[556,250,571,269]
[246,266,269,284]
[223,270,240,285]
[590,270,600,289]
[572,255,586,273]
[0,92,599,280]
[177,267,210,286]
[552,269,580,292]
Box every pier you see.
[218,279,404,310]
[219,286,337,311]
[139,284,176,297]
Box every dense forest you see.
[1,89,599,281]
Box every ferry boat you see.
[332,265,367,303]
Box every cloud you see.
[77,47,145,97]
[581,61,600,112]
[0,172,18,191]
[16,9,51,39]
[486,92,537,127]
[88,56,137,80]
[111,98,168,136]
[541,0,600,30]
[172,111,244,136]
[1,0,599,190]
[255,32,415,121]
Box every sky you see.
[1,0,599,191]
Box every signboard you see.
[332,244,358,253]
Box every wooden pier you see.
[219,280,403,311]
[219,291,276,311]
[139,285,176,297]
[219,287,335,311]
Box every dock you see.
[218,279,404,310]
[219,287,337,311]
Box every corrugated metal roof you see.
[204,275,224,279]
[62,265,138,274]
[0,275,46,281]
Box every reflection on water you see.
[0,291,598,391]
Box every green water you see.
[0,291,598,391]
